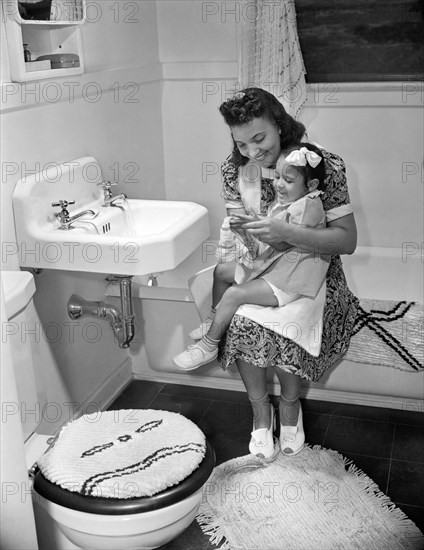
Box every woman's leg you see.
[237,359,271,431]
[274,368,304,455]
[238,359,277,459]
[274,368,301,426]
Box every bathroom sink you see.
[12,157,210,276]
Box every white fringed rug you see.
[197,446,424,550]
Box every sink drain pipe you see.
[67,276,135,349]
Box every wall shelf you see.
[3,0,85,82]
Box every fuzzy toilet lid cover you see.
[37,409,207,499]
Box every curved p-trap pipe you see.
[67,276,135,349]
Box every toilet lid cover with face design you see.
[36,409,207,499]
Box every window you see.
[295,0,424,82]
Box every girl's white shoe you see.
[280,403,305,456]
[173,342,218,370]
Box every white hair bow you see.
[285,147,322,168]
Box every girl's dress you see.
[235,191,329,299]
[217,149,360,383]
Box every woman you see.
[217,88,359,459]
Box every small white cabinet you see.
[3,0,85,82]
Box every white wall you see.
[158,0,239,238]
[302,87,423,248]
[1,0,165,430]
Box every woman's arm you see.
[241,213,357,256]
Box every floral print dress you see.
[217,150,360,383]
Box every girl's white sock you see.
[199,334,220,352]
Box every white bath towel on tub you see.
[189,266,326,357]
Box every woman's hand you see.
[229,210,292,251]
[228,210,261,230]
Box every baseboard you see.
[299,386,424,413]
[135,370,246,393]
[73,357,134,418]
[135,372,424,412]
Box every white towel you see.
[236,281,326,357]
[238,160,263,214]
[224,161,274,214]
[188,266,326,357]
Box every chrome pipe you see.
[117,276,135,349]
[67,276,135,349]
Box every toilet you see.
[2,271,215,550]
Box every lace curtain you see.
[238,0,307,120]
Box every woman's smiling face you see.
[231,117,281,168]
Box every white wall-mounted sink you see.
[12,157,210,276]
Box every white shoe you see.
[280,404,305,456]
[189,318,214,340]
[249,406,278,460]
[173,343,218,371]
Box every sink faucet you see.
[52,200,97,230]
[67,209,97,222]
[98,181,127,207]
[104,193,127,207]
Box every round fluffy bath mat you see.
[37,409,206,499]
[197,446,424,550]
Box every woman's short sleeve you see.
[321,150,354,222]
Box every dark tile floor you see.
[109,380,424,549]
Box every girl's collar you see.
[307,190,323,199]
[276,190,323,208]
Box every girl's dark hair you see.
[219,87,306,167]
[284,142,326,190]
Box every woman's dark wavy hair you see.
[219,87,306,167]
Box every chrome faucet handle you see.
[51,199,75,208]
[52,200,75,223]
[97,181,117,189]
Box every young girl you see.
[173,143,329,371]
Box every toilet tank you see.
[1,271,47,441]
